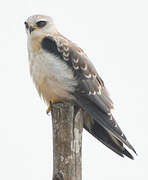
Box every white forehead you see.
[26,14,53,24]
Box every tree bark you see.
[51,102,83,180]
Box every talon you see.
[46,99,59,115]
[46,106,51,115]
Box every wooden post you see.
[51,102,83,180]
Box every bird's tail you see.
[83,113,134,159]
[74,93,137,159]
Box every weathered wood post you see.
[51,102,83,180]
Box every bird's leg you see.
[46,104,51,114]
[46,99,59,115]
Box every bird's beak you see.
[29,26,36,34]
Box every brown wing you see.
[54,33,113,112]
[63,38,136,154]
[42,33,136,155]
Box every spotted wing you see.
[41,33,136,156]
[67,39,136,154]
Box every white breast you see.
[28,47,77,103]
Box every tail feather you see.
[83,117,134,159]
[74,93,137,157]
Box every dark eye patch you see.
[36,21,47,28]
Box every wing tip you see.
[132,148,138,156]
[125,140,137,156]
[122,149,134,160]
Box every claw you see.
[46,99,59,115]
[46,106,51,115]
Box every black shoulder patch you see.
[41,36,74,68]
[41,36,63,58]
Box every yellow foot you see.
[46,99,59,115]
[46,106,51,114]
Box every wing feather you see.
[42,33,137,156]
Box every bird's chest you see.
[28,47,76,102]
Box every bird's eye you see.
[24,21,29,29]
[36,21,47,28]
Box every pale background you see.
[0,0,147,179]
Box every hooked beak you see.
[29,26,35,33]
[24,22,36,34]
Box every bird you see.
[24,14,137,159]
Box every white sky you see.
[0,0,147,179]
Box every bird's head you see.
[24,15,57,38]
